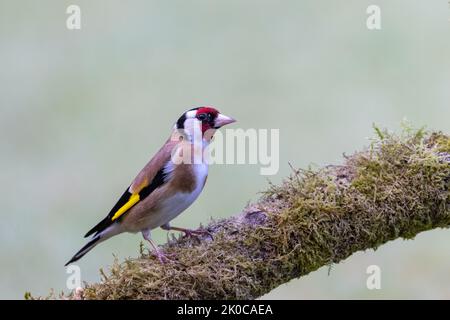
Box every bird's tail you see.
[66,223,122,266]
[65,235,103,266]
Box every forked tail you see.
[65,235,102,266]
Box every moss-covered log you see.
[63,129,449,300]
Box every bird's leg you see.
[141,229,169,263]
[161,223,213,239]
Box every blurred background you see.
[0,0,449,299]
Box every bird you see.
[65,106,236,265]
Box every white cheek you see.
[186,110,197,118]
[182,118,204,143]
[184,118,201,131]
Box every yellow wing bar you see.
[111,193,140,221]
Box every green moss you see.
[40,128,449,300]
[428,132,450,153]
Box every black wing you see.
[84,168,168,238]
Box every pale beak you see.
[214,114,236,128]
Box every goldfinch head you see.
[176,106,236,138]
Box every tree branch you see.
[62,129,449,300]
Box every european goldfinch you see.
[66,107,235,265]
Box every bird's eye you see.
[197,114,207,121]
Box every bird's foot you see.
[161,225,214,240]
[181,228,214,240]
[143,237,174,264]
[151,248,174,264]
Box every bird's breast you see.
[134,162,208,230]
[165,162,208,212]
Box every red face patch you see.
[195,106,219,133]
[196,106,219,117]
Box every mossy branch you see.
[62,129,449,300]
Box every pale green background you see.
[0,1,449,299]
